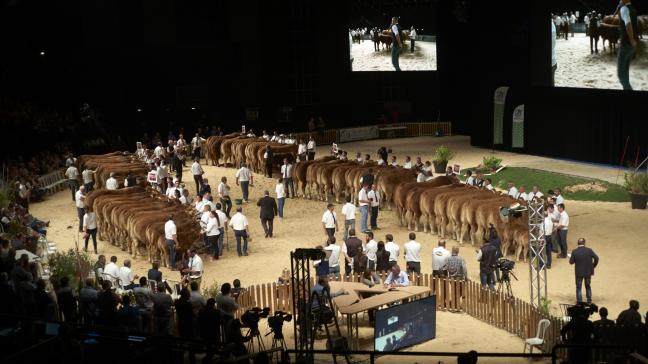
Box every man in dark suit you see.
[256,190,277,238]
[569,238,599,304]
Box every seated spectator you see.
[189,280,206,316]
[117,294,141,331]
[79,278,99,326]
[617,300,642,327]
[198,298,222,344]
[175,288,194,337]
[56,276,78,323]
[215,283,238,320]
[152,282,173,335]
[118,259,138,290]
[231,278,247,300]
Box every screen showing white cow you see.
[348,0,437,72]
[550,3,648,91]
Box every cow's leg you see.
[413,213,421,232]
[459,224,470,245]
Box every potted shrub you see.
[624,170,648,209]
[433,145,455,173]
[482,156,503,173]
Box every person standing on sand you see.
[390,17,402,71]
[617,0,638,90]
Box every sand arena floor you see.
[30,136,648,357]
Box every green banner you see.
[512,104,524,148]
[493,86,509,145]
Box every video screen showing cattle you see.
[349,0,437,72]
[551,3,648,91]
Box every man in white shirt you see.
[358,185,370,233]
[106,172,119,190]
[507,182,520,199]
[528,185,544,201]
[556,203,569,259]
[404,232,422,274]
[183,249,204,289]
[432,240,451,277]
[364,231,378,272]
[297,139,307,161]
[165,215,179,269]
[217,176,232,217]
[390,17,402,71]
[191,158,204,196]
[417,169,427,183]
[618,0,637,90]
[465,170,475,186]
[390,155,398,167]
[229,207,250,256]
[83,206,98,253]
[235,163,253,203]
[555,188,565,205]
[409,26,417,52]
[484,178,494,191]
[543,210,555,269]
[517,185,529,201]
[65,164,80,201]
[166,179,182,199]
[262,130,270,140]
[276,178,286,218]
[569,12,576,37]
[75,185,86,232]
[403,156,412,169]
[307,136,316,160]
[384,264,409,287]
[340,195,356,240]
[384,234,400,269]
[280,158,295,198]
[191,133,206,162]
[325,236,342,279]
[321,203,339,239]
[119,259,138,290]
[368,184,381,230]
[154,143,165,160]
[103,256,120,285]
[215,203,229,257]
[81,167,95,192]
[156,161,168,192]
[355,152,363,163]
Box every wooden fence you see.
[292,122,452,147]
[234,272,563,353]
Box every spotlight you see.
[40,50,45,56]
[191,107,196,110]
[137,108,143,112]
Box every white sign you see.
[338,125,379,143]
[493,86,509,104]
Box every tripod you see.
[496,269,517,298]
[246,327,266,353]
[308,289,351,364]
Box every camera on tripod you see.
[491,258,517,282]
[567,302,598,319]
[267,311,293,339]
[241,307,271,333]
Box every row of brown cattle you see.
[596,15,647,53]
[77,151,149,189]
[204,134,297,174]
[85,186,201,266]
[202,139,531,261]
[392,177,529,261]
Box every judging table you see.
[328,281,431,350]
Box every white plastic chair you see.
[524,319,550,353]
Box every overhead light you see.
[191,107,196,110]
[40,50,45,56]
[137,108,142,112]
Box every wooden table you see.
[328,281,431,350]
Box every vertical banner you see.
[493,86,509,145]
[512,104,525,148]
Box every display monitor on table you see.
[547,6,648,91]
[374,295,436,351]
[348,0,437,72]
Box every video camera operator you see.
[561,303,597,364]
[477,239,498,290]
[224,317,251,358]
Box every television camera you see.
[492,258,517,282]
[266,311,293,340]
[241,307,270,335]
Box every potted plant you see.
[624,170,648,209]
[482,156,503,173]
[432,145,455,173]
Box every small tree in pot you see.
[432,145,455,173]
[624,170,648,209]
